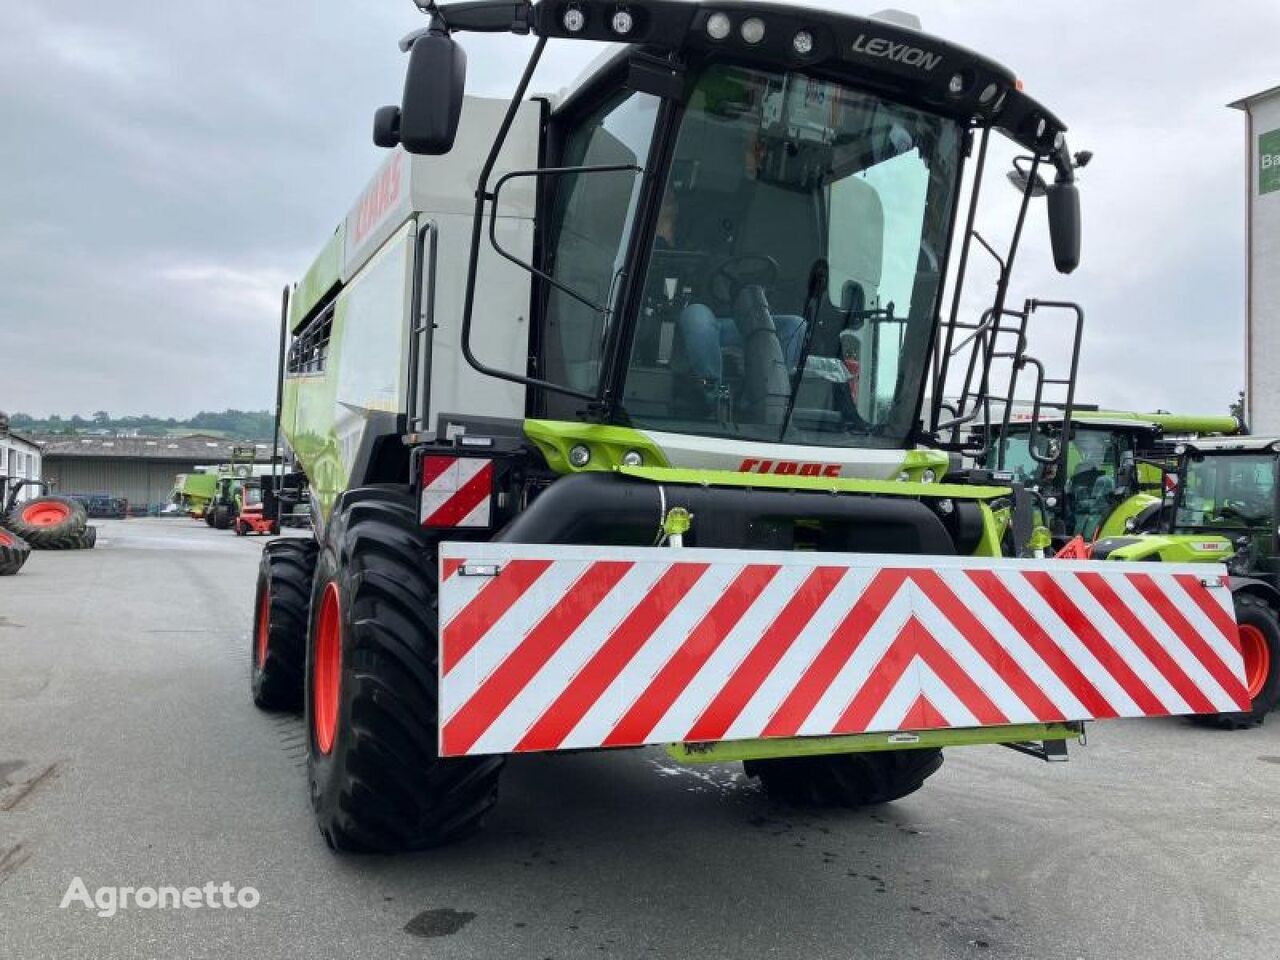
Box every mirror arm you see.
[487,164,642,316]
[1050,135,1076,184]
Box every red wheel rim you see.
[313,582,342,755]
[1239,624,1271,701]
[22,501,71,526]
[0,530,12,547]
[255,588,271,669]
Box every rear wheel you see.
[0,528,32,575]
[212,504,234,530]
[745,748,944,807]
[5,496,87,549]
[1206,593,1280,729]
[305,487,503,853]
[251,538,317,711]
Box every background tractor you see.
[1090,436,1280,726]
[976,410,1242,545]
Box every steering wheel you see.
[709,254,780,305]
[1221,501,1264,525]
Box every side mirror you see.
[373,30,467,155]
[1045,181,1081,274]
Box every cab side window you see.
[540,90,659,397]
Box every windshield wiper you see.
[778,258,829,441]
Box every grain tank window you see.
[287,304,335,376]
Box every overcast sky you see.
[2,1,1276,420]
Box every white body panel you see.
[639,429,933,478]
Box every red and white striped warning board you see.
[436,545,1248,757]
[420,456,493,528]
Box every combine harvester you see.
[253,0,1251,852]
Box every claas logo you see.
[738,458,841,477]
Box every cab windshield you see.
[622,64,962,446]
[1176,453,1276,531]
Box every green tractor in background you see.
[978,410,1241,546]
[1091,436,1280,727]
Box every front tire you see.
[1205,593,1280,729]
[745,748,944,807]
[251,538,317,711]
[305,488,503,853]
[213,504,234,530]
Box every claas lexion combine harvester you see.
[251,0,1254,853]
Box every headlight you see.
[898,471,910,482]
[922,469,937,483]
[562,5,585,32]
[740,17,765,44]
[621,450,644,467]
[792,30,814,55]
[706,12,731,40]
[610,8,634,34]
[569,444,591,468]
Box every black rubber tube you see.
[495,472,954,555]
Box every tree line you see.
[8,410,276,442]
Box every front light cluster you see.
[561,4,635,36]
[702,10,814,55]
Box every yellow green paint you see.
[665,722,1081,763]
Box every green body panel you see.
[174,473,216,502]
[899,448,951,481]
[618,465,1009,500]
[281,296,349,522]
[665,722,1080,763]
[171,473,216,514]
[1099,533,1234,563]
[1096,492,1159,539]
[975,503,1010,557]
[289,225,345,333]
[524,420,672,473]
[1077,410,1241,435]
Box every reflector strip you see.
[437,545,1249,756]
[421,456,493,528]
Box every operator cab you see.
[378,0,1084,462]
[1173,437,1280,579]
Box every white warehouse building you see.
[0,412,43,503]
[1232,85,1280,433]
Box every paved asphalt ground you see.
[1,517,1278,959]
